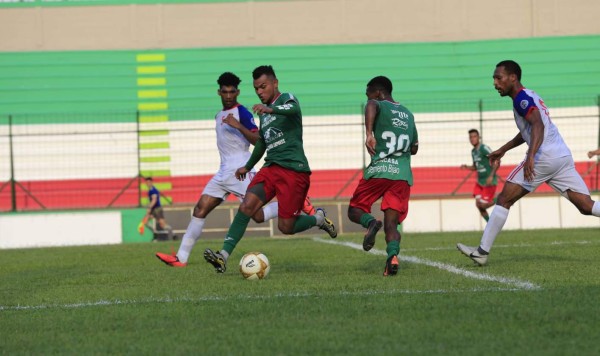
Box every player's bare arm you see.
[587,148,600,159]
[410,141,419,155]
[523,108,544,181]
[223,113,260,145]
[364,100,379,156]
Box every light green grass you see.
[1,228,599,355]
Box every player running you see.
[347,76,419,276]
[156,72,315,267]
[203,65,336,273]
[457,60,600,266]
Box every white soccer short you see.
[202,169,256,201]
[507,155,590,197]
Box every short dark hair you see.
[252,65,277,80]
[367,76,393,94]
[496,60,522,81]
[144,176,153,181]
[468,129,479,135]
[217,72,241,88]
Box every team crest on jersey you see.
[520,99,529,110]
[264,127,283,142]
[262,114,276,127]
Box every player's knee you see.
[278,225,294,235]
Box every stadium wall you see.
[1,194,598,249]
[1,0,600,51]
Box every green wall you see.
[1,35,599,120]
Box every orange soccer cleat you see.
[302,196,316,215]
[156,252,187,267]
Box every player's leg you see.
[277,169,313,234]
[203,191,265,273]
[476,190,496,222]
[380,180,409,276]
[251,202,279,223]
[173,195,222,264]
[153,208,173,241]
[547,157,600,217]
[348,178,385,251]
[566,190,600,216]
[382,209,401,276]
[458,181,528,265]
[270,166,336,236]
[204,170,272,273]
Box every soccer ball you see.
[239,252,270,280]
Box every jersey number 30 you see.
[380,131,410,158]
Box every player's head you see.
[493,60,522,97]
[217,72,241,110]
[468,129,480,147]
[252,65,279,104]
[144,176,154,188]
[366,76,393,100]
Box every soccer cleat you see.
[203,248,227,273]
[456,243,489,266]
[155,252,187,267]
[315,208,337,238]
[383,255,399,276]
[363,219,383,251]
[302,196,316,216]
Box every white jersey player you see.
[457,60,600,266]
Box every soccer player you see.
[457,60,600,266]
[156,72,316,267]
[347,76,419,276]
[203,65,337,273]
[142,176,173,241]
[460,129,499,222]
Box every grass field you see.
[1,228,599,355]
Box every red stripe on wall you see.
[1,162,597,211]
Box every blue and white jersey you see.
[215,104,258,173]
[512,88,571,161]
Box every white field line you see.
[314,238,541,291]
[0,286,523,312]
[399,239,597,252]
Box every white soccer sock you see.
[176,217,205,263]
[480,205,510,253]
[592,201,600,217]
[262,202,278,221]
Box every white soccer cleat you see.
[457,243,488,266]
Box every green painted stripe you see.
[139,115,169,123]
[140,156,171,163]
[140,169,171,177]
[138,90,168,99]
[140,142,170,149]
[3,35,598,118]
[137,77,167,86]
[136,66,166,75]
[136,54,166,62]
[138,102,168,111]
[139,130,169,136]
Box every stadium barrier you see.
[0,99,598,213]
